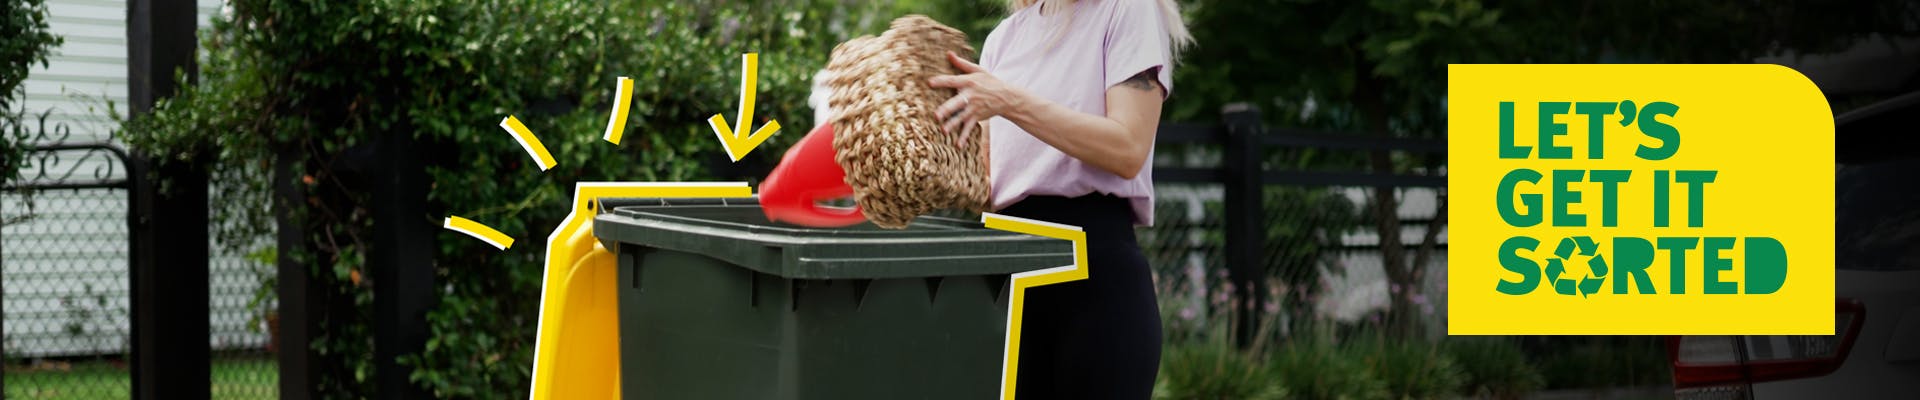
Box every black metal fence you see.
[2,136,278,400]
[3,109,139,399]
[1137,105,1448,344]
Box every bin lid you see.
[592,197,1075,279]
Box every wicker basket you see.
[821,15,988,229]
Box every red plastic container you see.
[758,123,867,227]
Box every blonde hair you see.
[1007,0,1194,56]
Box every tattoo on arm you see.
[1118,69,1164,93]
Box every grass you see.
[4,355,278,400]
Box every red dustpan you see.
[759,123,867,227]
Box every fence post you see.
[369,132,435,399]
[1220,104,1266,347]
[128,0,207,398]
[129,159,211,400]
[273,147,314,400]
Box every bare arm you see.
[930,52,1165,179]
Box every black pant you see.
[1000,194,1162,399]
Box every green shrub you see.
[1536,336,1670,390]
[0,0,58,111]
[1,0,62,188]
[1268,339,1388,400]
[118,0,913,397]
[1156,339,1287,400]
[1444,337,1544,399]
[1350,337,1464,400]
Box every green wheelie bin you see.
[592,197,1073,400]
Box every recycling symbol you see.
[1546,236,1609,297]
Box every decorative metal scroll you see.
[3,108,133,191]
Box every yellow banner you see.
[1447,64,1834,334]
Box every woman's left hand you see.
[929,51,1028,144]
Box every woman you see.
[928,0,1192,397]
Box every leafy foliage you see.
[1444,337,1545,399]
[1352,337,1464,399]
[1535,336,1670,390]
[1155,285,1289,400]
[0,0,59,112]
[1155,340,1287,400]
[118,0,908,397]
[1267,338,1389,400]
[1,0,62,187]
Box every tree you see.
[118,0,913,396]
[1,0,62,195]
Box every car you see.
[1666,90,1920,399]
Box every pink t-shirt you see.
[982,0,1174,226]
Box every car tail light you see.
[1668,299,1866,399]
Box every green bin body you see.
[592,198,1073,400]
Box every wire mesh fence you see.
[3,110,278,398]
[3,187,280,400]
[209,234,278,399]
[1140,183,1447,337]
[3,188,134,400]
[1141,183,1225,341]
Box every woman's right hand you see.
[930,51,1031,146]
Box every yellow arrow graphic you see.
[709,53,782,161]
[443,215,517,250]
[603,76,635,145]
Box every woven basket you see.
[821,15,989,229]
